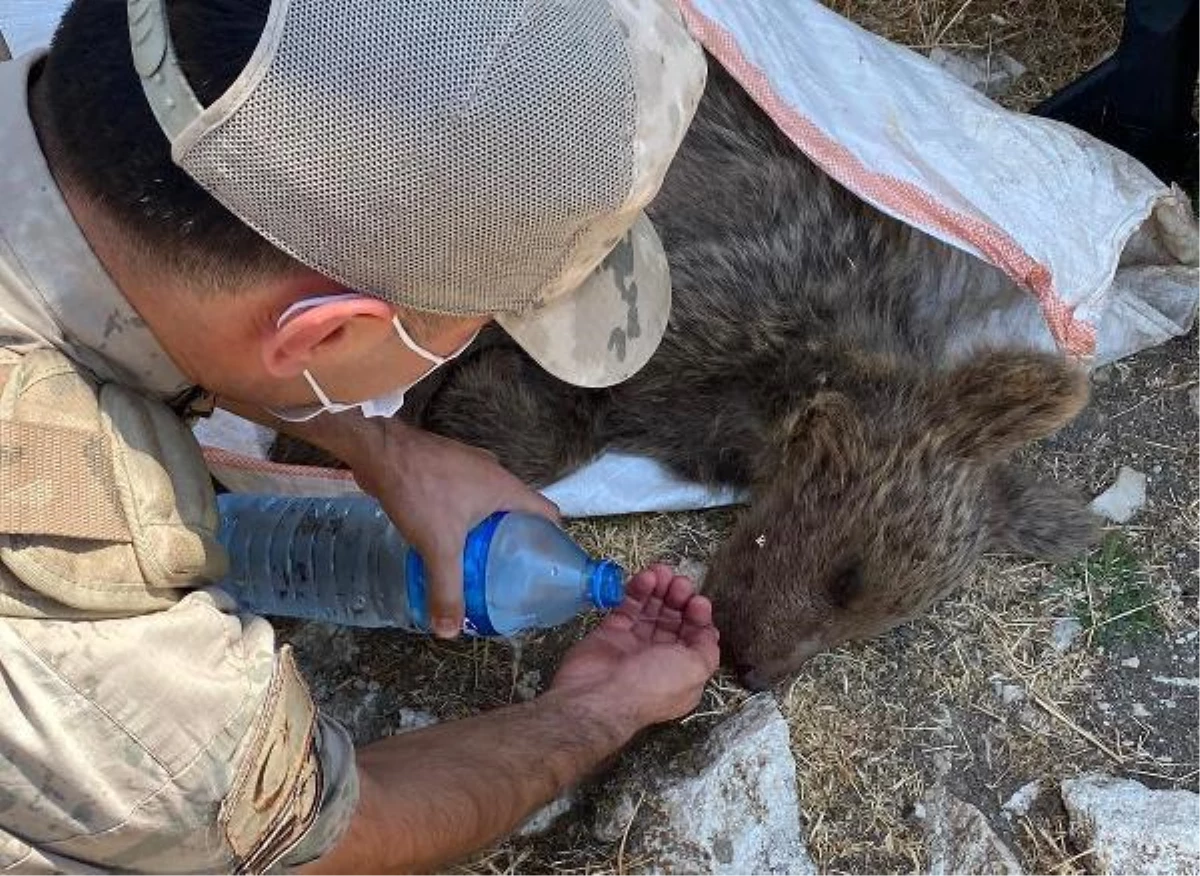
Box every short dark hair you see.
[35,0,299,285]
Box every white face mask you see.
[267,293,478,423]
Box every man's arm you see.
[298,565,721,874]
[305,691,627,875]
[217,398,559,638]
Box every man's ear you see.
[928,351,1089,460]
[261,296,394,378]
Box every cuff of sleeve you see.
[275,713,360,870]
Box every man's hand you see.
[350,422,560,639]
[550,565,720,733]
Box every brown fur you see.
[272,59,1100,688]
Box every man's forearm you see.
[299,689,635,874]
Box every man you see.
[0,0,719,872]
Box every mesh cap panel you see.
[177,0,637,315]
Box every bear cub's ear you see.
[927,351,1089,460]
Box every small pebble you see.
[997,683,1026,706]
[1090,466,1147,523]
[927,46,1027,98]
[676,557,709,591]
[1001,780,1042,819]
[1051,617,1084,652]
[514,669,543,702]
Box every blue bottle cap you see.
[587,558,626,609]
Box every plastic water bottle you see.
[213,493,626,636]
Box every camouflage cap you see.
[127,0,707,388]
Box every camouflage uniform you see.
[0,48,358,874]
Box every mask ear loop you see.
[288,310,483,415]
[302,369,337,407]
[392,317,481,366]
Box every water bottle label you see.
[405,548,431,632]
[404,512,507,636]
[461,512,505,636]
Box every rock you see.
[514,669,542,702]
[280,622,442,743]
[1189,385,1199,415]
[392,707,439,734]
[929,47,1027,98]
[921,785,1024,874]
[1152,675,1200,690]
[592,695,815,874]
[287,621,361,675]
[1121,656,1141,669]
[1061,773,1200,874]
[515,792,574,838]
[992,680,1026,706]
[1016,705,1052,734]
[676,557,709,592]
[320,684,439,744]
[1001,780,1041,820]
[1131,703,1151,719]
[1090,466,1147,523]
[1050,617,1084,652]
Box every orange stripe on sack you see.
[675,0,1096,357]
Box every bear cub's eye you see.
[828,564,864,607]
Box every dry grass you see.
[565,509,738,577]
[823,0,1125,111]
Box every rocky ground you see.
[280,3,1198,873]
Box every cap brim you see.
[495,213,671,389]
